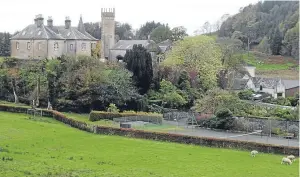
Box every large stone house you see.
[10,14,98,60]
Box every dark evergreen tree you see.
[270,28,282,55]
[136,21,162,40]
[0,32,11,56]
[123,44,153,94]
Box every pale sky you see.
[0,0,259,35]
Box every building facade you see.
[101,8,116,59]
[10,14,98,60]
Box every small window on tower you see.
[16,42,20,50]
[54,42,58,51]
[70,44,73,51]
[81,43,86,51]
[38,43,42,50]
[27,42,31,50]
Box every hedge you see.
[0,104,298,156]
[0,104,53,117]
[89,111,163,124]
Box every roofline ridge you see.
[75,28,91,40]
[42,24,49,39]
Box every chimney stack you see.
[35,14,44,27]
[47,16,53,27]
[65,16,71,29]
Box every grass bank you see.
[0,111,298,177]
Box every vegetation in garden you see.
[193,88,299,121]
[0,111,298,177]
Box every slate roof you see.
[231,78,249,90]
[111,40,158,50]
[252,77,281,89]
[282,80,299,89]
[11,24,64,40]
[49,26,92,40]
[11,15,98,41]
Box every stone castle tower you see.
[101,8,115,59]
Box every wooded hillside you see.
[219,1,299,59]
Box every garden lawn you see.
[0,112,298,177]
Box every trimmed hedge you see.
[89,111,163,124]
[0,104,53,117]
[0,104,298,156]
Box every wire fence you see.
[111,111,299,147]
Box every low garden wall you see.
[0,104,298,156]
[89,111,163,124]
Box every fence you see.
[159,111,299,148]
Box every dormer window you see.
[27,42,31,50]
[54,42,58,51]
[16,42,19,50]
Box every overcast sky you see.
[0,0,259,35]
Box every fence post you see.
[269,118,271,137]
[287,121,289,147]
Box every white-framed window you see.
[54,42,58,51]
[27,42,31,50]
[81,43,86,51]
[70,44,73,51]
[38,43,42,50]
[16,42,19,50]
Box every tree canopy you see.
[163,35,222,90]
[123,44,153,95]
[219,1,299,58]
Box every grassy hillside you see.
[242,51,299,79]
[0,111,298,177]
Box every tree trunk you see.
[11,79,18,104]
[12,85,18,104]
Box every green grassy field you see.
[242,53,297,71]
[0,111,299,177]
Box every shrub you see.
[107,103,119,113]
[289,125,299,137]
[89,111,163,124]
[276,97,291,106]
[287,97,298,107]
[238,89,254,100]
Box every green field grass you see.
[0,111,298,177]
[242,53,297,71]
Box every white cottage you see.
[252,77,285,98]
